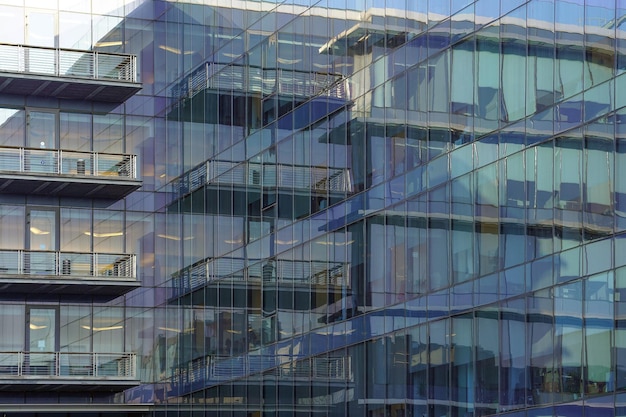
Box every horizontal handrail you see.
[0,43,137,83]
[0,352,136,378]
[0,146,137,179]
[172,61,346,102]
[172,354,351,383]
[172,257,350,295]
[0,250,136,279]
[174,160,352,196]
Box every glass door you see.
[26,306,58,373]
[26,207,58,275]
[27,208,57,252]
[26,110,58,174]
[25,10,56,48]
[25,9,57,74]
[27,110,57,150]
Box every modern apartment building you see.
[0,0,625,416]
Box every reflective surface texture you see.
[3,0,626,416]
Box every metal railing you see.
[0,146,137,179]
[285,356,352,380]
[172,62,347,103]
[0,352,136,378]
[171,257,350,295]
[174,160,352,197]
[0,43,137,83]
[208,355,351,380]
[0,250,136,279]
[172,354,351,387]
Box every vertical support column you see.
[94,52,98,79]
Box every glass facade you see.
[2,0,626,416]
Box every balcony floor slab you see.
[0,72,142,103]
[0,276,140,300]
[0,376,140,392]
[0,174,141,199]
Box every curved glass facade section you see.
[4,0,626,416]
[151,0,626,416]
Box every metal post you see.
[93,52,98,79]
[55,48,60,76]
[55,252,60,275]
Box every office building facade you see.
[0,0,625,416]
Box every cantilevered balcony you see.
[0,352,138,392]
[174,160,352,198]
[172,354,352,392]
[319,21,419,55]
[172,257,350,298]
[0,250,139,299]
[0,43,141,103]
[171,62,347,103]
[0,147,141,198]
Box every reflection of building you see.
[2,0,626,416]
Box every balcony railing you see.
[172,354,351,385]
[0,43,137,83]
[0,352,136,379]
[0,146,137,179]
[172,62,347,103]
[0,250,135,279]
[171,257,350,297]
[174,160,352,197]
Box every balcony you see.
[0,43,141,103]
[171,62,347,104]
[0,146,141,198]
[0,250,139,299]
[172,354,352,389]
[0,352,139,392]
[319,21,419,55]
[172,257,350,298]
[174,160,352,198]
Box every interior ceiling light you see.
[275,239,299,245]
[157,234,194,241]
[158,45,195,55]
[84,231,124,237]
[315,240,354,246]
[29,323,47,330]
[157,326,194,333]
[29,227,49,235]
[81,325,124,331]
[94,41,124,47]
[224,239,243,244]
